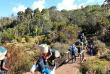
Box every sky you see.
[0,0,105,17]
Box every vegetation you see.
[1,1,110,73]
[82,59,109,74]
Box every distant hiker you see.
[79,32,85,42]
[0,53,10,74]
[81,33,85,42]
[75,41,83,56]
[48,49,61,74]
[89,44,94,56]
[83,36,88,50]
[70,44,77,63]
[78,31,81,39]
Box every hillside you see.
[0,3,110,74]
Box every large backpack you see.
[36,57,45,72]
[75,42,82,46]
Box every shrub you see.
[100,50,110,61]
[16,37,22,42]
[93,40,107,55]
[35,39,39,44]
[82,59,109,74]
[25,35,30,42]
[53,42,70,54]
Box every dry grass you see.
[82,58,109,74]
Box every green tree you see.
[37,28,41,36]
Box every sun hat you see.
[0,46,7,60]
[39,44,48,54]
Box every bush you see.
[35,39,39,44]
[25,35,30,42]
[93,40,107,55]
[82,59,109,74]
[53,42,70,54]
[100,50,110,61]
[16,37,22,42]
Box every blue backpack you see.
[72,46,76,52]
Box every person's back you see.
[75,42,83,56]
[71,44,76,63]
[89,44,93,56]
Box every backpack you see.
[75,42,82,46]
[84,40,87,44]
[36,57,45,72]
[72,46,76,52]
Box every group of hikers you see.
[0,31,94,74]
[70,31,94,63]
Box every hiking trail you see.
[24,50,96,74]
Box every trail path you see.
[24,50,96,74]
[55,50,90,74]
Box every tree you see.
[25,8,33,19]
[49,6,56,10]
[17,11,25,22]
[34,8,40,16]
[37,28,41,36]
[41,9,47,14]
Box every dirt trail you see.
[55,59,80,74]
[24,50,96,74]
[55,50,96,74]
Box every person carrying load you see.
[48,49,61,74]
[30,44,52,74]
[75,41,83,56]
[0,46,10,74]
[70,44,77,63]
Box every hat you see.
[39,44,48,54]
[0,46,7,60]
[0,50,7,60]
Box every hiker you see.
[75,41,83,56]
[48,50,61,74]
[81,33,85,42]
[83,36,88,50]
[78,32,84,42]
[78,31,81,39]
[0,53,10,74]
[38,45,52,74]
[70,44,77,63]
[89,44,94,56]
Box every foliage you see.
[93,40,107,55]
[16,37,22,42]
[82,59,109,74]
[53,42,70,54]
[37,28,41,36]
[25,35,30,42]
[100,50,110,61]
